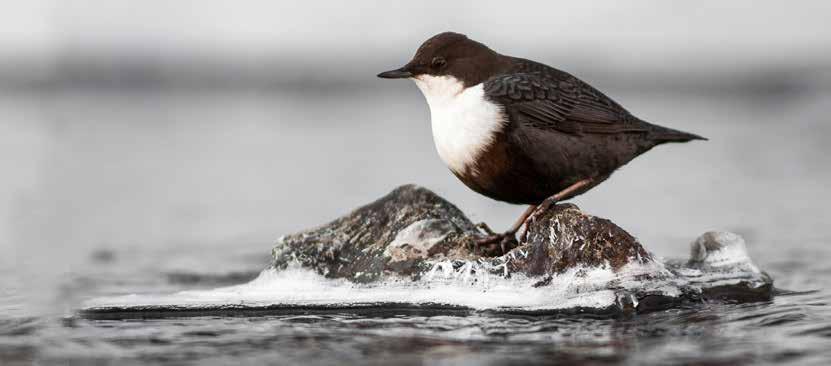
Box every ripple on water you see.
[3,236,831,365]
[0,286,829,364]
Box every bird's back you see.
[492,56,704,149]
[467,56,705,204]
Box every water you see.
[2,86,831,364]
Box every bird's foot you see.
[523,177,594,232]
[518,197,561,242]
[527,196,560,224]
[474,232,518,256]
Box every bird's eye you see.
[431,57,447,69]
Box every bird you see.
[377,32,705,252]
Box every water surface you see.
[1,87,830,364]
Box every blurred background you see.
[1,1,830,314]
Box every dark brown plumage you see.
[378,32,705,249]
[469,66,705,204]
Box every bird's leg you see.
[475,205,538,254]
[475,178,594,254]
[523,178,594,234]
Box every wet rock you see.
[81,185,775,318]
[511,203,654,276]
[677,231,773,302]
[689,231,757,269]
[268,184,774,313]
[274,185,662,280]
[272,185,481,282]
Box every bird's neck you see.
[411,75,506,177]
[412,75,466,106]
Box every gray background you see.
[1,1,830,307]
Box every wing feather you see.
[483,72,648,135]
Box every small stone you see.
[688,231,754,268]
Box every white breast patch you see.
[412,75,506,176]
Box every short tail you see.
[647,124,708,143]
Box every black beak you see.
[377,68,412,79]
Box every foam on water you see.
[83,258,678,312]
[82,231,773,314]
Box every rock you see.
[689,231,757,269]
[273,185,658,281]
[511,203,654,276]
[679,231,772,302]
[80,185,774,319]
[271,184,773,313]
[80,185,773,319]
[272,185,481,282]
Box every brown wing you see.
[483,72,649,135]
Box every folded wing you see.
[483,72,649,135]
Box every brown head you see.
[377,32,503,88]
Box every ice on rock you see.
[689,231,759,271]
[675,231,771,301]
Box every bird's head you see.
[377,32,501,90]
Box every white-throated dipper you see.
[378,32,705,251]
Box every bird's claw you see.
[475,222,497,236]
[527,197,559,225]
[474,232,518,256]
[517,198,561,242]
